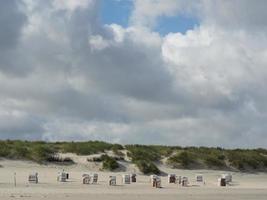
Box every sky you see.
[0,0,267,148]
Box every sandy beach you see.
[1,158,267,200]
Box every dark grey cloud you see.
[0,0,27,49]
[0,111,44,140]
[0,0,28,76]
[86,38,176,103]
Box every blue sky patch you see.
[100,0,199,35]
[155,15,199,35]
[100,0,132,27]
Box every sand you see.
[0,157,267,200]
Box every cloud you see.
[0,0,266,147]
[0,0,27,49]
[52,0,94,11]
[198,0,267,30]
[130,0,267,31]
[130,0,195,28]
[0,0,28,75]
[0,107,44,140]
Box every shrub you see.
[46,156,74,164]
[167,151,196,168]
[112,144,124,156]
[31,145,56,163]
[227,150,267,170]
[87,154,124,163]
[101,155,119,171]
[87,157,103,162]
[0,142,10,157]
[60,141,114,155]
[126,145,161,162]
[9,141,30,159]
[218,154,226,160]
[112,144,124,151]
[204,156,225,168]
[135,160,160,175]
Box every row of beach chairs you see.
[27,172,232,187]
[151,173,233,188]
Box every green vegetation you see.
[0,140,267,172]
[125,145,162,174]
[0,140,116,164]
[59,141,114,155]
[167,151,197,168]
[0,140,55,163]
[46,156,74,164]
[167,147,227,169]
[125,145,179,161]
[31,144,56,163]
[123,145,267,172]
[166,147,267,171]
[126,145,161,162]
[135,160,160,174]
[87,154,124,162]
[227,149,267,170]
[111,144,124,156]
[101,154,120,171]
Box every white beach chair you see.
[57,172,67,182]
[195,174,204,185]
[221,174,232,183]
[122,174,131,184]
[150,175,157,183]
[83,175,91,184]
[91,173,98,184]
[176,175,182,185]
[182,177,188,186]
[151,175,161,188]
[109,176,116,186]
[155,177,161,188]
[28,172,38,184]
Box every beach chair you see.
[82,173,89,177]
[176,176,182,185]
[196,174,203,182]
[28,173,38,184]
[150,175,157,183]
[91,173,98,184]
[109,176,116,186]
[151,175,161,188]
[182,177,188,186]
[122,174,131,184]
[154,177,161,188]
[83,175,91,184]
[218,178,226,186]
[131,174,136,183]
[221,174,232,183]
[195,174,204,185]
[168,174,176,183]
[57,172,67,182]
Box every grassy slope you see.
[0,140,267,173]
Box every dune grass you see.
[101,154,120,171]
[0,140,267,172]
